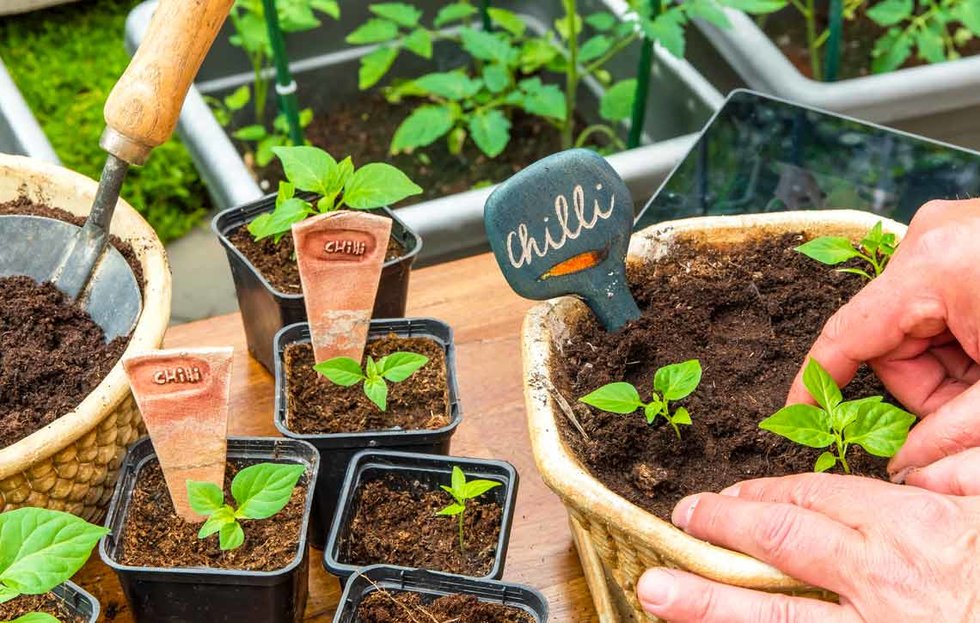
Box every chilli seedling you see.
[314,351,429,411]
[436,466,502,552]
[795,221,898,279]
[0,507,108,623]
[759,358,915,473]
[579,359,702,438]
[187,462,306,551]
[247,145,422,243]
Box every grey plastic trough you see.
[0,57,59,162]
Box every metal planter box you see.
[0,58,58,162]
[126,0,722,265]
[693,8,980,150]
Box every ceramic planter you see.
[333,565,549,623]
[691,8,980,149]
[212,195,421,372]
[274,319,462,549]
[522,210,907,621]
[99,437,319,623]
[0,155,171,521]
[324,450,519,584]
[125,0,723,265]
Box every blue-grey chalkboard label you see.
[484,149,640,331]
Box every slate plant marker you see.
[293,211,392,364]
[484,149,641,331]
[122,347,234,522]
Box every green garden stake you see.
[484,149,641,332]
[824,0,843,82]
[628,0,660,149]
[262,0,304,146]
[481,0,492,30]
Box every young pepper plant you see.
[795,221,898,279]
[246,145,422,243]
[580,360,702,438]
[314,352,429,411]
[0,508,108,623]
[759,358,916,473]
[436,466,502,552]
[187,462,306,551]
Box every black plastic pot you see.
[99,437,320,623]
[48,581,101,623]
[324,450,519,584]
[333,565,549,622]
[212,194,422,372]
[274,318,462,549]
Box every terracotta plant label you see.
[292,211,392,363]
[484,149,641,331]
[122,347,234,522]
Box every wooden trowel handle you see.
[101,0,235,165]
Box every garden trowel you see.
[0,0,234,341]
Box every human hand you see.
[636,473,980,622]
[785,199,980,485]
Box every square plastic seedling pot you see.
[99,437,320,623]
[51,581,100,623]
[212,195,421,372]
[274,318,462,549]
[324,450,519,586]
[333,565,549,622]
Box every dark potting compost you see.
[356,591,534,623]
[284,336,449,434]
[344,474,502,577]
[116,460,308,571]
[553,232,901,520]
[227,224,404,295]
[0,593,85,623]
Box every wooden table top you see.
[76,252,600,622]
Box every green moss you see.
[0,0,209,243]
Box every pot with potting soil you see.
[274,319,462,548]
[100,436,319,623]
[213,145,423,372]
[520,209,909,620]
[324,451,519,585]
[334,565,549,623]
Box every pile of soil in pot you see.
[343,473,502,576]
[0,198,143,448]
[115,460,308,571]
[0,593,86,623]
[552,232,905,520]
[284,335,450,434]
[357,591,534,623]
[227,225,404,295]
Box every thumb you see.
[904,447,980,496]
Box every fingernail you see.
[720,484,741,497]
[672,494,700,531]
[889,466,916,484]
[637,569,676,609]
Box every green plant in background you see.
[795,221,898,279]
[0,507,108,623]
[759,358,915,473]
[580,360,702,438]
[314,351,429,411]
[246,145,422,242]
[436,466,502,552]
[187,462,305,551]
[0,0,209,243]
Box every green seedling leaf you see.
[586,11,618,31]
[488,8,527,37]
[722,0,788,13]
[844,402,916,457]
[459,28,518,65]
[600,79,638,122]
[434,2,477,27]
[436,503,466,516]
[344,162,424,209]
[470,109,512,158]
[687,0,731,28]
[414,72,483,100]
[915,27,946,63]
[801,358,843,412]
[233,125,268,142]
[369,2,422,28]
[579,35,614,62]
[315,357,368,386]
[187,480,225,515]
[219,522,245,551]
[360,46,400,89]
[347,18,400,45]
[11,614,60,623]
[451,465,466,494]
[654,360,703,401]
[672,406,692,426]
[580,382,643,414]
[642,10,687,58]
[391,104,456,153]
[759,404,835,448]
[954,0,980,36]
[378,352,429,382]
[872,28,913,73]
[516,79,566,120]
[233,463,306,520]
[814,451,837,473]
[555,13,583,40]
[482,63,511,93]
[198,507,235,539]
[464,479,502,499]
[867,0,914,26]
[272,146,336,195]
[224,84,252,111]
[0,508,108,601]
[363,377,389,411]
[310,0,340,19]
[520,38,559,73]
[795,236,862,265]
[404,28,434,59]
[246,197,311,243]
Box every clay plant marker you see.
[293,211,392,363]
[122,347,234,522]
[484,148,641,331]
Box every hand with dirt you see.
[786,199,980,493]
[635,473,980,622]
